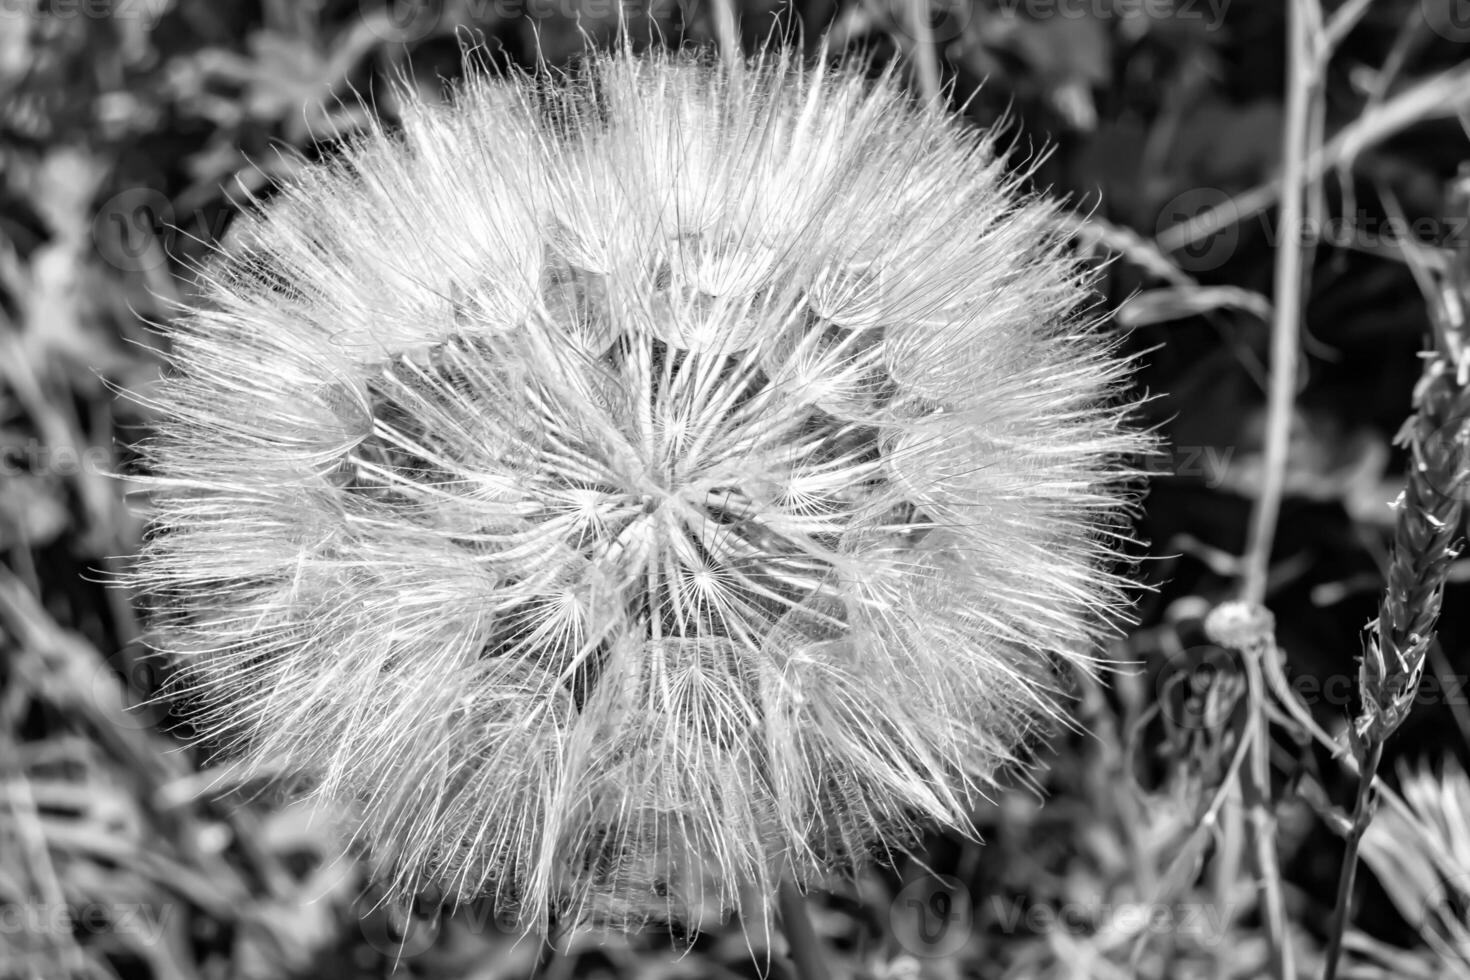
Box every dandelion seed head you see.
[133,47,1149,934]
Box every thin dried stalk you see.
[1218,2,1320,976]
[778,881,831,980]
[1203,601,1294,980]
[709,0,739,67]
[1154,63,1470,256]
[904,0,941,104]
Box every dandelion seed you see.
[131,46,1149,935]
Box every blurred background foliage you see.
[5,0,1470,977]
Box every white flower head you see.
[132,45,1148,934]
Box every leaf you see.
[1116,286,1273,328]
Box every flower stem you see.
[1241,640,1295,980]
[905,0,941,105]
[1232,4,1315,974]
[1320,741,1383,980]
[1204,602,1295,980]
[1244,0,1311,609]
[710,0,739,67]
[778,880,831,980]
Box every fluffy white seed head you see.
[132,46,1148,934]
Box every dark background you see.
[3,0,1470,977]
